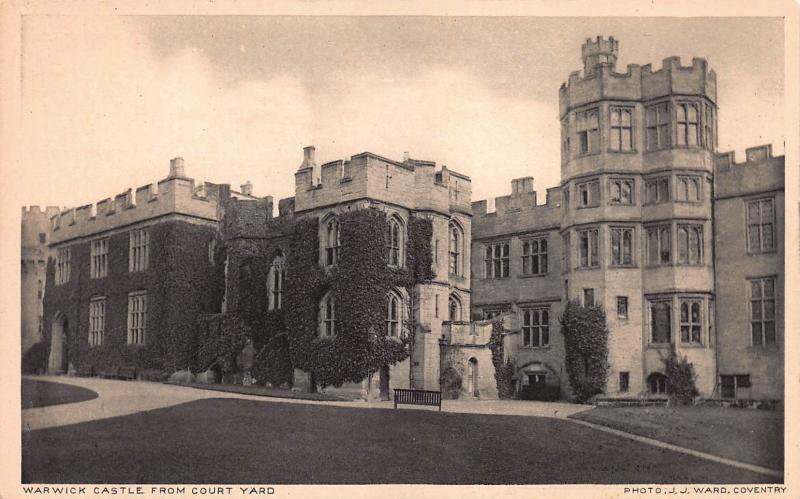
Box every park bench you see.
[393,388,442,412]
[98,366,137,380]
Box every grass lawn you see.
[165,381,351,401]
[570,406,783,470]
[22,398,778,484]
[22,379,99,409]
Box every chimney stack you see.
[299,146,316,170]
[240,181,253,196]
[403,151,411,162]
[169,157,186,178]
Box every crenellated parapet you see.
[714,145,784,199]
[560,39,716,117]
[292,146,471,217]
[48,158,228,245]
[472,178,562,240]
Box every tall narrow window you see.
[267,255,286,311]
[610,107,633,151]
[55,247,71,285]
[611,227,634,266]
[562,232,571,270]
[680,300,703,344]
[610,179,634,205]
[89,297,106,347]
[522,308,549,347]
[677,225,703,265]
[619,372,630,392]
[583,288,595,307]
[676,103,700,147]
[127,291,147,345]
[208,239,216,265]
[578,228,599,268]
[747,198,776,253]
[646,103,669,151]
[320,293,336,337]
[647,225,671,265]
[129,229,150,272]
[91,239,109,279]
[750,277,776,346]
[650,301,671,343]
[561,118,570,158]
[387,217,403,267]
[617,296,629,319]
[386,291,405,338]
[485,242,509,278]
[324,218,341,266]
[704,104,715,150]
[522,237,548,275]
[576,108,599,155]
[448,295,462,321]
[449,222,462,276]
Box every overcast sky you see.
[20,16,784,210]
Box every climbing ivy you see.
[487,319,515,399]
[284,209,432,388]
[560,300,609,403]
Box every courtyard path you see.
[21,375,588,432]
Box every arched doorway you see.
[466,358,478,397]
[48,313,68,374]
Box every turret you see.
[582,35,618,76]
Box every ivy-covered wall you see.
[42,220,223,377]
[220,199,434,390]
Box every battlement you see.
[293,146,472,215]
[472,179,562,239]
[714,145,784,198]
[22,205,60,218]
[560,37,716,116]
[47,158,233,245]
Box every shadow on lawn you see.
[22,379,99,409]
[22,397,780,485]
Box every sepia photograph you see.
[2,2,798,498]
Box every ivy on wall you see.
[663,347,699,405]
[560,300,610,403]
[283,209,433,388]
[487,320,515,399]
[41,222,223,379]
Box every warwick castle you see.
[22,37,784,402]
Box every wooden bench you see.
[394,389,442,412]
[98,366,137,380]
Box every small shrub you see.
[440,366,462,399]
[663,348,699,405]
[22,342,49,374]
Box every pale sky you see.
[20,16,784,210]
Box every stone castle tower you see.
[559,36,718,395]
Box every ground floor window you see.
[647,372,667,394]
[720,374,751,399]
[619,372,630,393]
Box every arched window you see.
[320,293,336,337]
[448,294,462,322]
[647,372,668,394]
[387,216,404,267]
[386,291,402,337]
[449,221,462,276]
[267,254,286,310]
[323,217,341,266]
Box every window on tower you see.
[576,108,599,155]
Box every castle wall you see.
[21,206,59,356]
[42,220,222,375]
[714,147,785,400]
